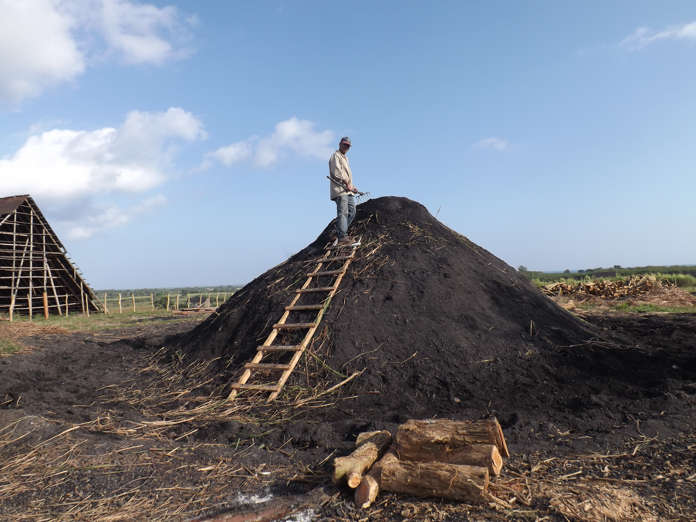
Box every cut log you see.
[396,418,509,459]
[333,430,392,488]
[354,452,397,509]
[381,458,489,503]
[398,441,503,477]
[355,430,391,447]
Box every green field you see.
[94,285,241,311]
[519,264,696,293]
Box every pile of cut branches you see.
[542,275,665,299]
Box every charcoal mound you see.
[173,197,674,448]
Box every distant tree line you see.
[518,265,696,284]
[96,285,241,297]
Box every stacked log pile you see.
[542,275,663,299]
[333,418,508,508]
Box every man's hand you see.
[351,186,359,194]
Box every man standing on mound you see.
[329,136,359,245]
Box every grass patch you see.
[0,338,23,355]
[7,310,203,333]
[611,302,696,314]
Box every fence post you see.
[151,293,154,311]
[166,294,170,311]
[65,294,69,317]
[104,292,108,314]
[118,293,122,314]
[132,293,136,313]
[9,295,14,322]
[43,292,49,319]
[216,293,219,307]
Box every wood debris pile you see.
[542,275,665,299]
[333,418,509,509]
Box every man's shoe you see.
[338,236,360,247]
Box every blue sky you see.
[1,1,695,288]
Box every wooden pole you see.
[216,293,219,307]
[151,293,154,310]
[65,294,69,316]
[118,293,122,314]
[10,210,16,318]
[27,291,32,321]
[132,293,136,312]
[46,262,62,316]
[166,294,170,311]
[42,228,47,311]
[187,294,190,308]
[175,294,180,310]
[85,292,90,317]
[43,292,48,319]
[12,239,30,315]
[28,210,33,320]
[103,292,108,314]
[80,281,85,315]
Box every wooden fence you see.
[98,292,233,313]
[6,290,95,321]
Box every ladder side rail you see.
[228,248,334,400]
[267,248,358,401]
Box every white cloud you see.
[0,0,195,104]
[91,0,195,64]
[621,21,696,50]
[473,137,509,151]
[0,0,85,104]
[205,117,335,169]
[208,140,253,166]
[0,107,204,238]
[66,194,166,239]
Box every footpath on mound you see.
[175,197,675,452]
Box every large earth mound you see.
[173,196,668,448]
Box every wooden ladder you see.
[228,236,361,402]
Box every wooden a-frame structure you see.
[0,195,101,318]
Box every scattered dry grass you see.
[0,345,368,520]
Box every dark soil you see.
[174,197,696,455]
[1,196,695,520]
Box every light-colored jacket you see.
[328,150,353,200]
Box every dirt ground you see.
[0,307,694,521]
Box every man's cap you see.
[340,136,351,145]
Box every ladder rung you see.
[320,255,353,262]
[273,322,317,330]
[295,287,335,293]
[309,269,344,277]
[258,345,302,352]
[230,383,280,392]
[244,363,291,371]
[285,304,324,311]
